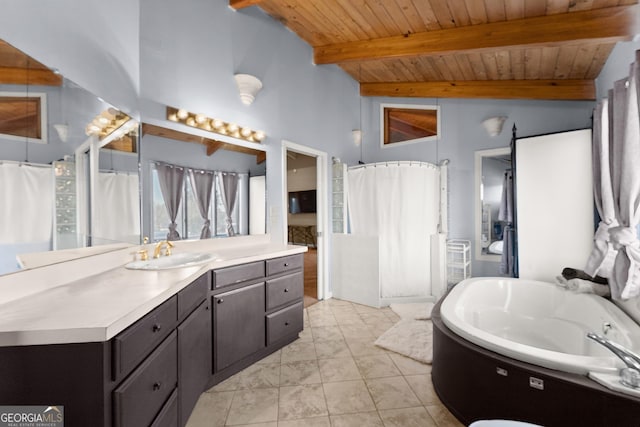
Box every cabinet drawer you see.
[114,332,178,427]
[266,254,303,276]
[178,272,209,321]
[266,302,303,345]
[266,272,303,310]
[213,261,265,289]
[150,388,178,427]
[113,297,178,381]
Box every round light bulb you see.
[186,117,196,126]
[254,131,265,141]
[195,114,207,124]
[176,109,189,120]
[227,123,239,133]
[168,113,178,122]
[240,127,252,137]
[212,119,224,129]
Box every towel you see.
[555,275,611,297]
[561,267,608,285]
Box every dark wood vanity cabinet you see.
[0,252,304,427]
[0,271,211,427]
[177,300,211,427]
[209,254,304,383]
[213,282,266,371]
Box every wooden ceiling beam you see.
[314,5,638,64]
[0,66,62,86]
[361,79,596,100]
[229,0,264,10]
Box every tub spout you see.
[587,332,640,388]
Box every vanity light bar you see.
[85,108,137,140]
[166,106,265,143]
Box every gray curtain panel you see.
[189,169,215,239]
[218,172,238,236]
[587,51,640,299]
[609,57,640,300]
[584,98,618,278]
[156,162,185,241]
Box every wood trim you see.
[314,5,638,64]
[0,66,62,86]
[142,123,266,162]
[229,0,263,10]
[206,140,224,156]
[360,79,596,100]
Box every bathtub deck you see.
[432,298,640,427]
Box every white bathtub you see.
[441,277,640,375]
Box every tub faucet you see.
[587,332,640,388]
[153,240,174,258]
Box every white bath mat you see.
[389,302,434,320]
[374,319,433,364]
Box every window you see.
[0,92,47,143]
[151,163,246,241]
[380,103,440,148]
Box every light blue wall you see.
[0,0,140,117]
[139,0,361,242]
[596,40,640,99]
[359,96,594,276]
[0,82,109,164]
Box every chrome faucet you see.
[153,240,174,259]
[587,332,640,388]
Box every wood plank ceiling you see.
[231,0,640,100]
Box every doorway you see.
[282,141,328,307]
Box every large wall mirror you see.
[0,39,268,276]
[138,123,267,243]
[0,39,140,275]
[474,147,512,262]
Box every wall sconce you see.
[482,116,508,137]
[167,106,265,143]
[53,124,69,143]
[352,129,362,146]
[234,74,263,106]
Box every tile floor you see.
[186,298,464,427]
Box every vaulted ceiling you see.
[231,0,639,100]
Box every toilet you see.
[469,421,542,427]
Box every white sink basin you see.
[125,252,218,270]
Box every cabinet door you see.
[213,282,266,372]
[178,300,212,427]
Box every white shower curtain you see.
[94,172,140,244]
[348,162,440,298]
[0,163,53,244]
[0,163,53,274]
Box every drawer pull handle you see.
[284,263,290,267]
[218,299,224,304]
[153,382,162,391]
[284,288,289,293]
[152,324,162,333]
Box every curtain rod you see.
[348,160,439,170]
[151,160,249,176]
[99,169,137,175]
[0,160,52,169]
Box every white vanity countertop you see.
[0,238,307,347]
